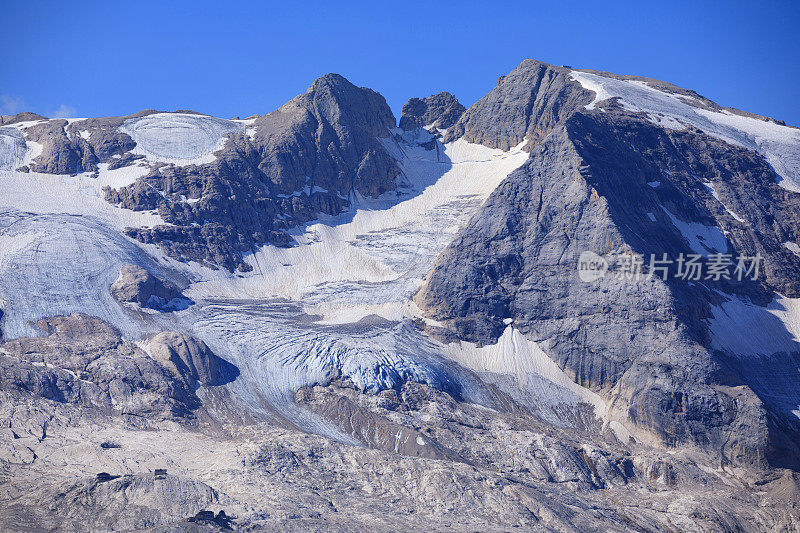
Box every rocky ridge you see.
[416,59,800,470]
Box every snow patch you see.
[443,327,606,416]
[708,295,800,357]
[661,206,727,255]
[784,242,800,257]
[702,181,745,222]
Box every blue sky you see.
[1,0,798,125]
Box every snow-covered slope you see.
[571,71,800,192]
[120,112,244,165]
[2,125,605,437]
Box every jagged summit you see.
[444,59,592,150]
[399,91,465,131]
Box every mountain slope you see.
[416,59,800,469]
[1,61,800,530]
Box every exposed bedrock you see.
[399,91,466,131]
[417,60,800,469]
[0,314,239,421]
[149,331,236,387]
[0,314,200,416]
[110,264,191,311]
[104,73,402,271]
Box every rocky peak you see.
[444,59,593,150]
[0,112,47,125]
[250,72,400,198]
[399,91,466,131]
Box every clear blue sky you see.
[1,0,798,125]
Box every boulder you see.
[148,332,223,386]
[110,265,185,310]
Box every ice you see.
[0,208,188,339]
[0,127,26,171]
[0,169,162,230]
[189,300,499,438]
[661,206,728,255]
[120,113,244,165]
[571,71,800,193]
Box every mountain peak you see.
[399,91,465,131]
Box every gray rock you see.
[22,113,146,174]
[417,60,800,469]
[399,92,465,130]
[0,112,47,125]
[148,331,224,386]
[106,74,401,271]
[443,59,593,150]
[0,314,199,416]
[109,264,188,311]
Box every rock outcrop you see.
[0,314,199,416]
[148,331,225,386]
[110,264,188,310]
[443,59,593,150]
[417,59,800,469]
[23,113,147,174]
[399,92,465,131]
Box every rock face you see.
[149,331,225,386]
[0,314,199,416]
[103,74,401,271]
[399,92,465,130]
[443,59,593,150]
[110,264,188,310]
[418,59,800,469]
[22,113,147,174]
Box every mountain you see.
[1,60,799,531]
